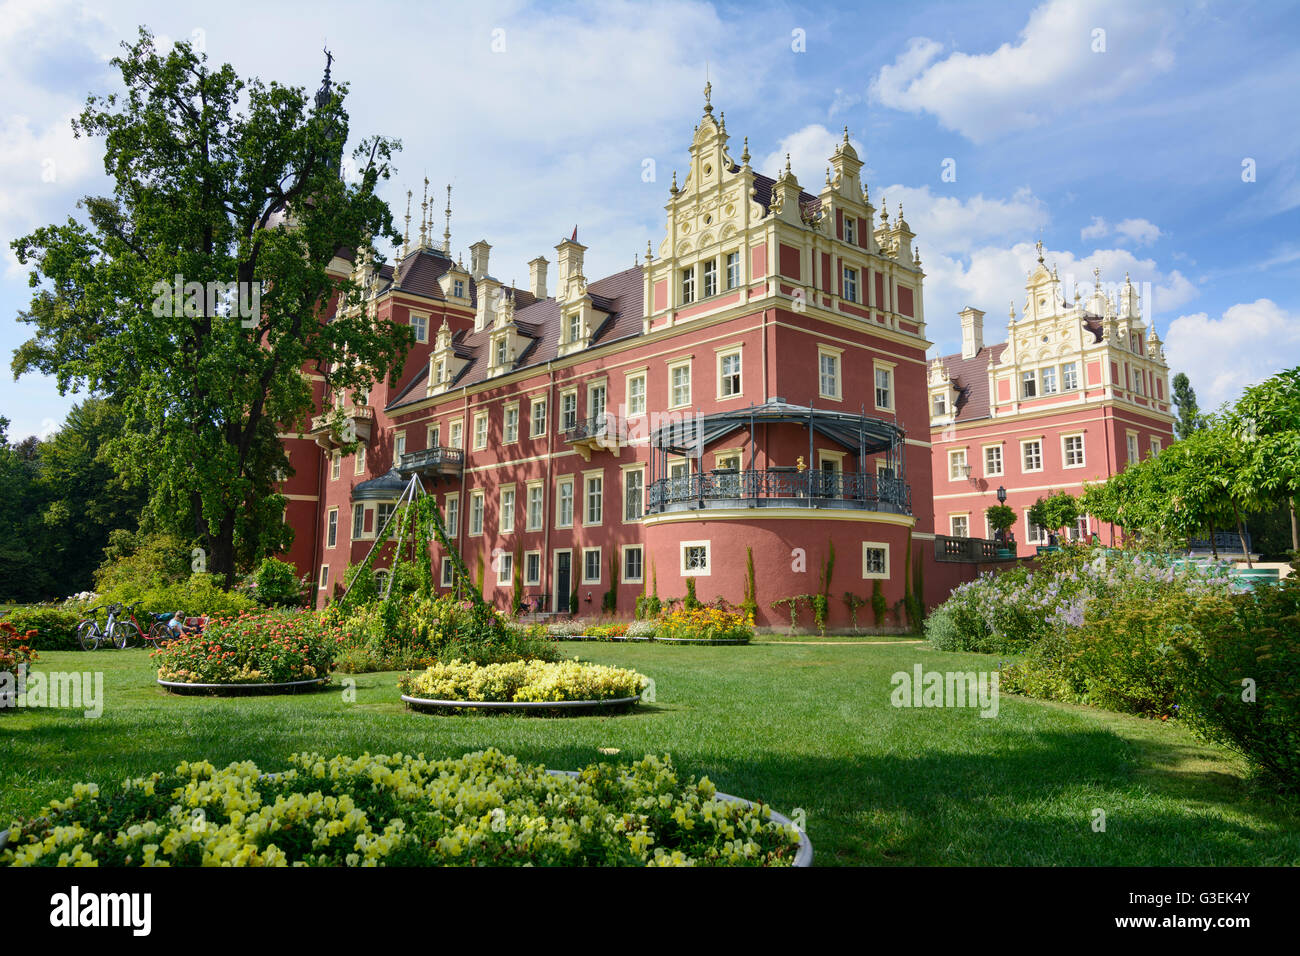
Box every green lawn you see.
[2,644,1296,865]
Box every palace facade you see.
[926,251,1175,555]
[277,89,939,629]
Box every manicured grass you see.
[2,644,1296,865]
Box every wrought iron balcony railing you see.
[646,469,912,515]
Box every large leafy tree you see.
[1171,372,1203,440]
[1231,366,1300,552]
[0,417,51,600]
[11,30,410,586]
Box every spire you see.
[1009,300,1017,321]
[442,184,452,253]
[703,77,713,115]
[419,177,429,249]
[784,153,792,176]
[740,136,750,166]
[645,239,653,262]
[314,47,335,112]
[1035,238,1045,265]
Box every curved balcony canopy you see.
[647,398,911,516]
[351,467,409,502]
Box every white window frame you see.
[530,396,548,437]
[717,348,743,400]
[862,542,889,579]
[623,465,645,523]
[497,551,514,585]
[469,490,485,536]
[354,445,366,475]
[1022,369,1038,399]
[318,564,330,590]
[330,453,341,481]
[524,550,542,587]
[326,508,338,548]
[472,411,488,451]
[394,430,407,461]
[668,359,692,409]
[680,266,696,304]
[626,371,647,418]
[622,544,644,584]
[440,557,455,588]
[410,312,428,343]
[503,403,520,443]
[560,389,578,432]
[680,540,711,577]
[818,346,843,402]
[449,418,464,449]
[950,514,970,538]
[1062,433,1086,468]
[1062,362,1079,391]
[948,448,968,481]
[873,360,895,411]
[703,257,718,298]
[500,485,516,534]
[556,477,575,529]
[1021,438,1044,473]
[526,480,544,531]
[1041,365,1058,395]
[1025,511,1049,546]
[983,444,1004,477]
[584,472,603,526]
[842,266,858,303]
[582,547,603,585]
[725,250,740,290]
[1126,430,1139,465]
[351,502,365,541]
[444,492,459,537]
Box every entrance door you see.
[555,551,572,613]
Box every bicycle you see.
[75,604,128,651]
[110,602,175,649]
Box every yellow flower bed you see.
[1,750,802,867]
[658,607,754,643]
[398,659,649,703]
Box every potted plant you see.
[985,504,1018,558]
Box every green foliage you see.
[101,572,260,619]
[155,609,335,684]
[770,595,805,631]
[10,29,409,585]
[512,546,524,616]
[870,580,887,626]
[0,607,82,651]
[93,531,191,598]
[842,592,867,632]
[741,547,758,623]
[602,552,618,614]
[1028,491,1080,537]
[684,576,700,610]
[985,504,1017,536]
[251,557,306,607]
[1172,572,1300,793]
[1172,372,1203,441]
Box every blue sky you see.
[2,0,1298,440]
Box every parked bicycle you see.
[109,602,176,649]
[75,604,128,651]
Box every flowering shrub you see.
[0,607,81,652]
[154,610,336,685]
[1,749,802,867]
[657,606,753,643]
[1,621,38,676]
[627,620,659,639]
[398,659,648,703]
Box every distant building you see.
[277,88,939,628]
[927,246,1175,554]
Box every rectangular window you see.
[445,494,459,537]
[1062,362,1079,391]
[330,453,341,481]
[525,551,541,586]
[440,558,454,588]
[624,468,644,522]
[726,251,740,289]
[410,313,427,343]
[681,541,710,576]
[932,393,947,416]
[623,545,644,583]
[497,551,513,585]
[874,366,893,410]
[500,488,516,533]
[1027,514,1049,545]
[527,483,544,531]
[1150,437,1161,457]
[355,445,366,475]
[948,449,968,481]
[1022,439,1043,472]
[585,474,603,526]
[589,383,607,424]
[1022,370,1037,399]
[469,491,484,536]
[583,548,602,585]
[557,478,574,528]
[495,338,509,368]
[427,423,441,449]
[567,313,581,344]
[394,433,407,460]
[627,373,646,417]
[1063,434,1085,467]
[318,564,330,589]
[376,502,396,538]
[327,509,338,548]
[450,419,463,449]
[504,405,519,443]
[951,515,970,538]
[352,503,365,540]
[862,543,888,579]
[1127,432,1139,465]
[819,351,840,401]
[670,363,691,408]
[844,217,857,244]
[433,360,446,386]
[719,350,742,398]
[530,398,547,437]
[681,267,695,304]
[984,445,1003,477]
[1041,366,1058,394]
[561,391,578,431]
[473,412,488,450]
[453,279,465,298]
[843,266,858,303]
[703,258,717,298]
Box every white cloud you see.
[1081,216,1108,240]
[1164,299,1300,409]
[758,124,865,187]
[868,0,1178,143]
[1114,217,1161,245]
[875,184,1048,256]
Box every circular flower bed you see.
[398,659,648,710]
[154,610,336,692]
[0,749,807,866]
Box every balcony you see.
[309,405,374,450]
[566,414,625,461]
[933,534,1016,563]
[646,469,911,516]
[396,445,464,480]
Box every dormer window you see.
[454,279,465,298]
[495,338,509,368]
[932,393,947,416]
[567,313,581,344]
[844,218,856,244]
[434,360,445,385]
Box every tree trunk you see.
[1209,523,1218,560]
[1230,499,1252,568]
[1290,498,1298,553]
[206,509,239,589]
